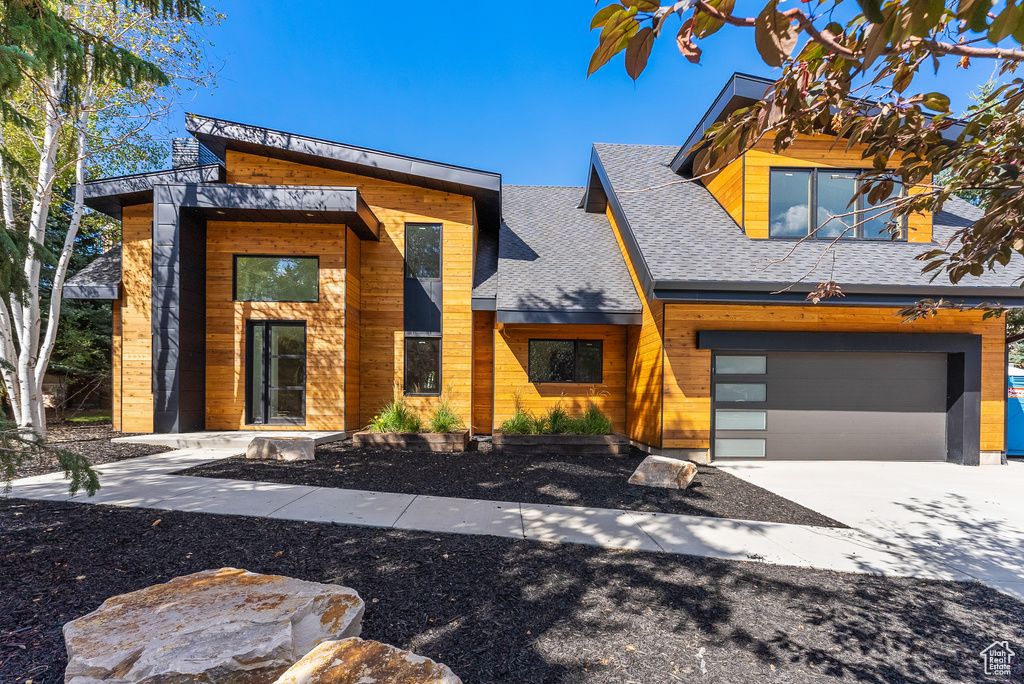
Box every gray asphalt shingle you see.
[594,143,1022,292]
[473,229,498,298]
[497,185,641,314]
[63,245,122,288]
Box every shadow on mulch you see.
[1,499,1021,684]
[178,444,846,528]
[8,424,170,481]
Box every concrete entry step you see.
[112,431,347,450]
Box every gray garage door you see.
[712,351,948,461]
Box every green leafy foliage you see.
[587,1,1024,312]
[498,394,614,435]
[366,391,422,434]
[429,398,466,434]
[1,418,99,495]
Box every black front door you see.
[246,321,306,425]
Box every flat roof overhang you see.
[165,183,382,239]
[84,165,226,220]
[186,113,503,230]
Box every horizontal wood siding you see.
[205,221,347,430]
[473,310,495,433]
[493,324,628,434]
[345,228,361,432]
[606,206,663,447]
[120,203,153,433]
[661,304,1006,454]
[704,155,743,225]
[741,135,932,242]
[226,151,474,428]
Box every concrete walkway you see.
[5,448,1022,601]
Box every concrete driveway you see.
[715,459,1024,600]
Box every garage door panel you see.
[712,350,948,461]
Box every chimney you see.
[171,138,219,168]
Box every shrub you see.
[366,387,422,433]
[429,398,465,433]
[575,402,613,435]
[542,403,575,434]
[500,389,534,434]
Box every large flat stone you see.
[64,567,364,684]
[248,436,317,461]
[272,638,461,684]
[628,455,697,489]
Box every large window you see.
[405,337,440,396]
[234,256,319,302]
[769,169,904,240]
[528,339,603,383]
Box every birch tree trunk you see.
[0,69,94,441]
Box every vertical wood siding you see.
[472,310,494,433]
[606,207,663,448]
[661,304,1006,453]
[728,135,932,242]
[205,221,347,430]
[111,299,121,432]
[493,324,628,433]
[225,152,474,428]
[120,203,154,432]
[345,227,362,431]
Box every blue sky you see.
[179,2,1001,186]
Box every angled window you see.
[769,168,906,241]
[234,256,318,302]
[528,339,603,383]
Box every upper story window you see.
[405,224,441,279]
[234,255,319,302]
[769,168,905,241]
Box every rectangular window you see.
[715,410,767,430]
[715,355,767,375]
[234,256,318,302]
[405,224,441,279]
[715,383,766,402]
[769,168,906,241]
[715,438,767,458]
[528,339,603,383]
[405,337,440,396]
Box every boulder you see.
[628,455,698,489]
[247,436,316,461]
[272,638,462,684]
[64,567,364,684]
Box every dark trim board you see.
[654,288,1024,308]
[84,164,225,220]
[496,310,642,326]
[185,113,503,231]
[697,330,984,465]
[63,283,120,300]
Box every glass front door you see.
[246,321,306,424]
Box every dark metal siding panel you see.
[177,209,207,432]
[404,278,442,335]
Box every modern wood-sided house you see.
[66,73,1024,465]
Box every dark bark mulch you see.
[1,499,1020,684]
[9,424,170,481]
[179,443,846,528]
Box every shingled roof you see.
[472,228,498,302]
[495,185,642,324]
[63,245,121,299]
[593,143,1024,304]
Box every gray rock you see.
[628,455,698,489]
[247,436,316,461]
[64,567,364,684]
[272,638,462,684]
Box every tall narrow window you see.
[769,170,811,237]
[404,223,442,395]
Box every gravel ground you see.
[179,443,845,528]
[1,499,1020,683]
[7,424,170,481]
